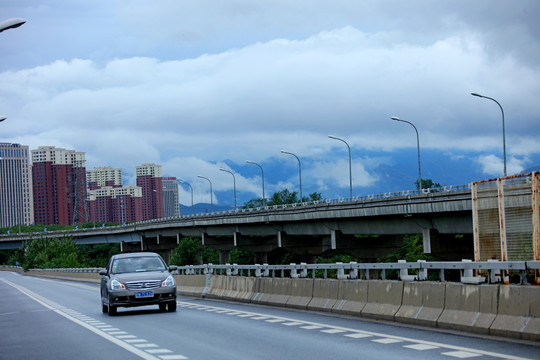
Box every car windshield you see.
[111,256,166,274]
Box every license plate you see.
[135,291,154,298]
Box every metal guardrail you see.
[21,259,539,285]
[175,260,540,285]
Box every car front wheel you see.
[108,295,117,316]
[168,302,177,312]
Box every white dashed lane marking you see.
[301,325,323,330]
[321,328,347,334]
[0,278,190,360]
[442,351,483,359]
[178,301,533,360]
[404,344,439,351]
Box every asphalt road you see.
[0,271,538,360]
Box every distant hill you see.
[179,203,232,216]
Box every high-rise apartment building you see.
[162,177,180,218]
[136,163,163,220]
[32,146,87,225]
[86,167,143,224]
[0,143,34,228]
[87,166,122,190]
[87,185,142,224]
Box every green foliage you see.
[317,251,357,264]
[416,178,442,190]
[243,189,323,210]
[22,237,80,270]
[378,234,436,263]
[268,189,299,205]
[242,198,267,209]
[378,234,440,280]
[230,248,253,264]
[171,237,219,266]
[0,222,119,235]
[78,243,119,267]
[0,249,24,266]
[305,191,322,202]
[315,251,358,278]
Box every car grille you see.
[125,280,161,290]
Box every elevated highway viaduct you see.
[0,187,474,263]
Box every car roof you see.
[112,252,162,260]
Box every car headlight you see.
[162,275,175,287]
[110,279,125,290]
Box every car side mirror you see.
[168,265,177,272]
[99,269,108,276]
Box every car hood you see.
[111,271,171,283]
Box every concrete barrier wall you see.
[196,276,540,341]
[491,285,540,341]
[308,279,340,312]
[332,279,368,316]
[27,271,101,283]
[437,283,497,335]
[286,278,313,309]
[361,280,403,322]
[252,277,292,307]
[175,275,206,298]
[220,276,258,303]
[395,282,445,328]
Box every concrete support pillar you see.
[331,230,338,250]
[422,228,432,254]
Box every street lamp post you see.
[471,93,506,176]
[0,18,25,33]
[246,160,265,200]
[219,168,237,210]
[281,150,302,201]
[391,116,422,191]
[328,135,353,199]
[197,175,213,213]
[179,180,194,215]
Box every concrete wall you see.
[25,270,102,283]
[182,275,540,342]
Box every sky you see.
[1,1,539,209]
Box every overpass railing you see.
[20,260,540,285]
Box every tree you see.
[22,237,80,270]
[416,178,441,190]
[268,189,299,205]
[78,243,119,267]
[230,248,254,264]
[304,191,322,202]
[171,237,219,266]
[242,198,267,209]
[243,189,323,210]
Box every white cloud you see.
[474,154,528,177]
[1,1,540,202]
